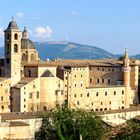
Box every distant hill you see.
[35,41,115,60]
[0,41,139,60]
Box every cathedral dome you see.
[21,39,35,49]
[7,20,18,30]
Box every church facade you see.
[0,20,139,113]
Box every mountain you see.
[35,41,115,60]
[0,41,139,60]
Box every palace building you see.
[0,19,139,113]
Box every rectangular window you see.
[24,105,26,108]
[114,91,116,95]
[96,92,99,96]
[108,79,111,84]
[37,91,39,98]
[77,101,80,105]
[105,91,107,96]
[122,90,124,95]
[24,98,26,102]
[33,84,36,88]
[29,93,32,99]
[97,79,99,84]
[80,94,82,97]
[87,93,89,97]
[90,78,92,83]
[74,94,76,98]
[102,79,104,83]
[1,96,3,101]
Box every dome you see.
[21,39,35,49]
[7,20,18,30]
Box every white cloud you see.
[16,12,24,18]
[34,26,53,41]
[70,11,79,16]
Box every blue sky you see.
[0,0,140,55]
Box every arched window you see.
[7,44,10,54]
[22,54,26,61]
[31,54,34,61]
[14,44,18,53]
[43,106,47,111]
[14,34,18,40]
[7,33,10,40]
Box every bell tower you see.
[123,48,131,108]
[4,19,22,85]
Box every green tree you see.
[35,107,109,140]
[113,119,140,140]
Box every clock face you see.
[6,58,10,64]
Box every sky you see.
[0,0,140,55]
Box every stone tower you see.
[123,48,131,108]
[4,20,22,86]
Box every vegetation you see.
[112,119,140,140]
[35,107,109,140]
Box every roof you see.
[7,20,18,30]
[9,121,29,127]
[21,39,35,49]
[0,112,40,120]
[41,70,54,77]
[13,78,36,88]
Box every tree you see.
[35,107,109,140]
[112,119,140,140]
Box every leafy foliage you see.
[35,107,109,140]
[113,119,140,140]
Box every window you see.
[37,91,39,98]
[122,90,124,95]
[97,79,99,84]
[114,91,116,95]
[75,84,76,87]
[80,94,82,97]
[55,91,58,96]
[102,79,104,83]
[77,101,80,105]
[109,69,111,72]
[14,34,18,40]
[75,75,76,78]
[24,105,26,108]
[104,108,107,111]
[95,109,98,111]
[74,94,76,98]
[97,67,99,71]
[58,83,60,88]
[31,54,34,61]
[14,44,18,53]
[1,96,3,101]
[22,54,27,61]
[33,84,36,88]
[108,79,111,84]
[122,100,124,104]
[109,101,111,104]
[90,78,92,83]
[65,84,67,87]
[24,98,26,102]
[112,69,114,72]
[101,102,103,105]
[61,91,63,95]
[81,83,83,87]
[7,33,10,40]
[7,44,10,54]
[102,68,104,71]
[43,106,47,111]
[92,102,93,106]
[81,75,82,78]
[105,91,107,96]
[96,92,99,96]
[29,93,32,99]
[87,93,89,97]
[1,106,4,110]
